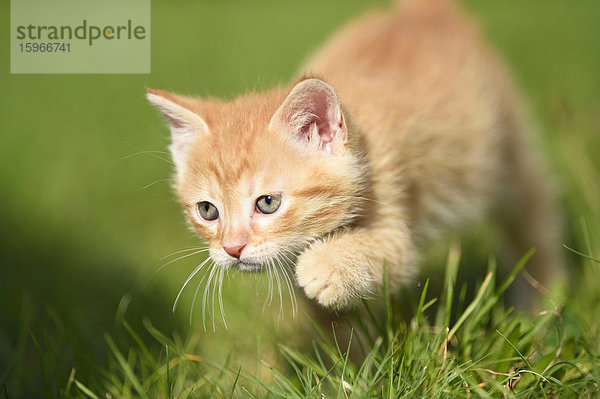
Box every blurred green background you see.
[1,0,599,396]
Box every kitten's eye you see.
[256,194,282,214]
[197,201,219,221]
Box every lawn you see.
[1,0,599,397]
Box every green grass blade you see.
[63,368,76,398]
[414,279,430,327]
[104,334,149,399]
[74,380,100,399]
[28,330,50,399]
[447,271,493,343]
[563,244,600,263]
[495,329,532,371]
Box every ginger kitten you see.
[147,0,566,311]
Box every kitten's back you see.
[307,0,566,307]
[307,0,512,236]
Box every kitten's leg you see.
[296,225,417,310]
[499,120,568,310]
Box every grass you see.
[63,246,600,398]
[1,0,600,398]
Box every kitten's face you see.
[148,79,364,271]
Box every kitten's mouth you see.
[230,248,302,273]
[235,260,264,272]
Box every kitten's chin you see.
[235,260,264,273]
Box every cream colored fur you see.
[147,0,566,311]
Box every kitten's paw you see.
[296,241,372,310]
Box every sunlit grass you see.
[67,245,599,398]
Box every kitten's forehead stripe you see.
[293,185,344,199]
[206,161,224,182]
[196,94,288,188]
[230,157,251,183]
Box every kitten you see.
[147,0,566,311]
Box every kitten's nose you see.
[223,244,246,259]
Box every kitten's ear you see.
[146,88,209,170]
[269,78,348,155]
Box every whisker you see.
[282,244,302,261]
[122,150,172,159]
[281,247,300,271]
[159,249,209,272]
[139,248,209,290]
[277,256,298,316]
[267,262,274,306]
[202,263,218,331]
[280,253,298,303]
[155,249,209,290]
[140,178,175,190]
[262,264,269,312]
[121,142,175,166]
[217,267,229,329]
[282,247,301,316]
[189,268,209,325]
[173,256,212,312]
[211,266,218,331]
[218,266,228,329]
[270,258,284,319]
[279,249,297,266]
[161,247,208,260]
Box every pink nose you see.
[223,244,246,259]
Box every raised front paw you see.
[295,240,372,310]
